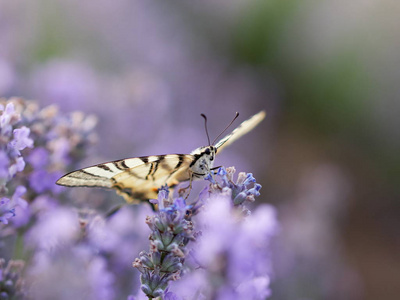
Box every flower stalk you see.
[133,185,197,298]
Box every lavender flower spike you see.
[0,186,27,224]
[0,258,25,298]
[10,126,34,154]
[207,166,262,210]
[167,166,277,299]
[133,186,197,298]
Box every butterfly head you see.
[203,145,217,158]
[189,145,216,178]
[190,145,216,158]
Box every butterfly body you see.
[56,111,265,203]
[189,145,216,178]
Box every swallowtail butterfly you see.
[56,111,266,203]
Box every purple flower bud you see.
[8,157,25,177]
[140,272,169,298]
[243,173,256,185]
[12,186,27,209]
[154,216,167,232]
[157,185,169,210]
[153,239,165,251]
[233,191,247,205]
[0,259,25,299]
[151,251,162,267]
[170,246,185,258]
[203,173,215,184]
[132,258,146,274]
[11,126,33,152]
[0,198,15,224]
[14,156,26,172]
[139,252,154,269]
[217,167,227,176]
[236,172,247,185]
[161,254,182,273]
[0,186,27,224]
[0,103,16,134]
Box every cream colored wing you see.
[56,154,194,203]
[214,111,266,153]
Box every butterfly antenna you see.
[201,113,211,146]
[212,112,240,145]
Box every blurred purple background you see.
[1,0,399,299]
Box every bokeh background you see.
[1,0,399,299]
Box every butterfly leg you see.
[105,204,124,218]
[178,171,194,199]
[201,166,221,184]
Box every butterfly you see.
[56,111,266,203]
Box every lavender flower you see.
[25,202,116,300]
[133,186,196,298]
[205,166,262,214]
[0,186,27,224]
[0,103,32,184]
[0,197,15,224]
[10,126,34,155]
[135,168,277,299]
[26,247,115,300]
[0,98,97,216]
[1,97,162,299]
[20,192,154,300]
[0,101,32,225]
[80,204,152,299]
[183,198,277,300]
[1,97,276,299]
[0,98,103,298]
[0,258,25,299]
[169,168,276,299]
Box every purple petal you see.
[12,126,33,151]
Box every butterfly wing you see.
[56,154,194,203]
[214,110,266,153]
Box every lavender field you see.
[1,1,399,299]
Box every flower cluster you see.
[24,202,116,300]
[0,258,25,299]
[206,166,262,214]
[0,102,32,224]
[9,97,98,200]
[134,168,277,299]
[168,168,277,300]
[0,98,97,229]
[180,195,277,300]
[133,186,199,298]
[0,98,277,300]
[0,98,99,297]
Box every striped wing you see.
[56,154,194,203]
[214,110,266,152]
